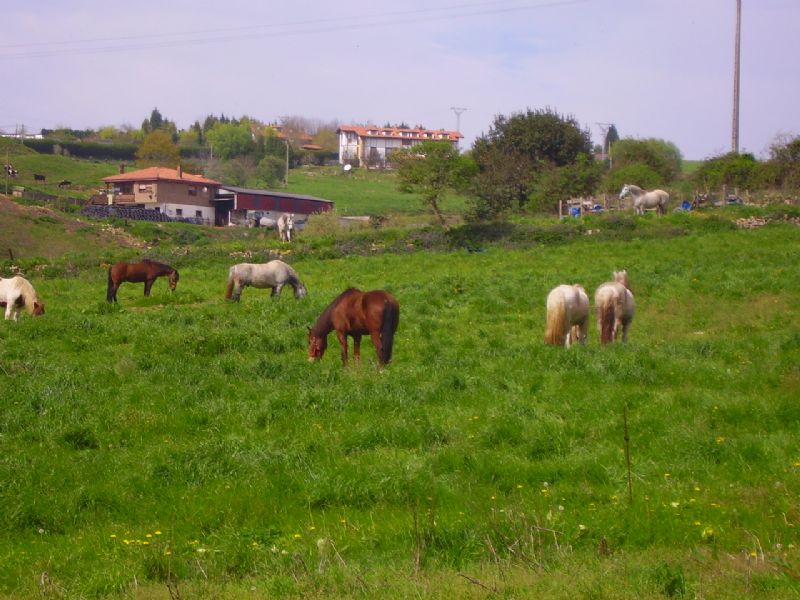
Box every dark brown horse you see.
[107,259,179,303]
[308,288,399,367]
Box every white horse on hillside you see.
[1,275,45,320]
[544,284,589,347]
[594,271,635,344]
[620,184,669,215]
[225,260,307,302]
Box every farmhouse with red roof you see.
[100,165,221,223]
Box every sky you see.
[1,0,797,160]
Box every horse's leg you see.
[369,331,383,364]
[353,334,362,364]
[336,331,349,366]
[272,284,283,297]
[579,319,589,345]
[144,279,154,297]
[4,301,13,320]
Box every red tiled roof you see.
[103,167,221,186]
[337,125,463,141]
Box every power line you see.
[0,0,589,60]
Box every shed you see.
[214,186,334,227]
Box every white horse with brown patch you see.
[0,275,45,320]
[544,284,589,347]
[594,271,635,344]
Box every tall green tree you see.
[206,122,256,160]
[610,138,682,182]
[136,130,180,167]
[470,108,593,218]
[392,140,476,226]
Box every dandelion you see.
[293,533,302,540]
[491,495,496,501]
[701,527,715,541]
[693,521,701,526]
[670,502,680,508]
[516,484,523,489]
[110,534,117,539]
[716,437,726,444]
[165,550,172,555]
[749,550,758,557]
[664,473,671,479]
[143,541,150,546]
[197,548,207,554]
[154,531,162,535]
[308,526,316,531]
[146,534,153,538]
[578,524,587,531]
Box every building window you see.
[195,210,202,218]
[154,206,160,213]
[175,208,183,216]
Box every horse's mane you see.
[310,288,360,336]
[142,259,174,271]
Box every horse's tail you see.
[379,299,399,365]
[599,298,615,344]
[106,266,114,303]
[544,292,566,345]
[224,266,236,299]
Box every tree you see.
[767,134,800,190]
[529,154,603,213]
[136,130,180,167]
[392,140,476,226]
[610,138,682,182]
[205,122,255,160]
[603,164,664,195]
[470,108,593,217]
[692,152,762,191]
[605,124,619,155]
[255,155,286,188]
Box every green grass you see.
[1,212,799,598]
[287,165,469,216]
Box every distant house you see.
[213,186,334,227]
[100,166,221,223]
[337,125,463,167]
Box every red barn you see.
[214,186,334,227]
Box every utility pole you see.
[284,139,290,188]
[450,107,467,133]
[732,0,742,153]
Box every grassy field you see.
[287,165,469,217]
[1,205,799,598]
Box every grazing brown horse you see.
[308,288,399,367]
[107,259,179,303]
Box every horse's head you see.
[32,301,45,316]
[168,270,180,291]
[619,184,631,200]
[307,328,327,362]
[294,283,308,299]
[614,270,631,291]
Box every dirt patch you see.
[0,195,147,259]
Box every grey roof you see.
[218,185,333,204]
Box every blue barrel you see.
[570,206,581,218]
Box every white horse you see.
[258,213,295,242]
[594,271,635,344]
[620,184,669,215]
[225,260,307,302]
[0,276,45,320]
[544,284,589,347]
[277,213,294,242]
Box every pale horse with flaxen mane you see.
[0,275,45,320]
[620,184,669,215]
[594,271,635,344]
[544,284,589,347]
